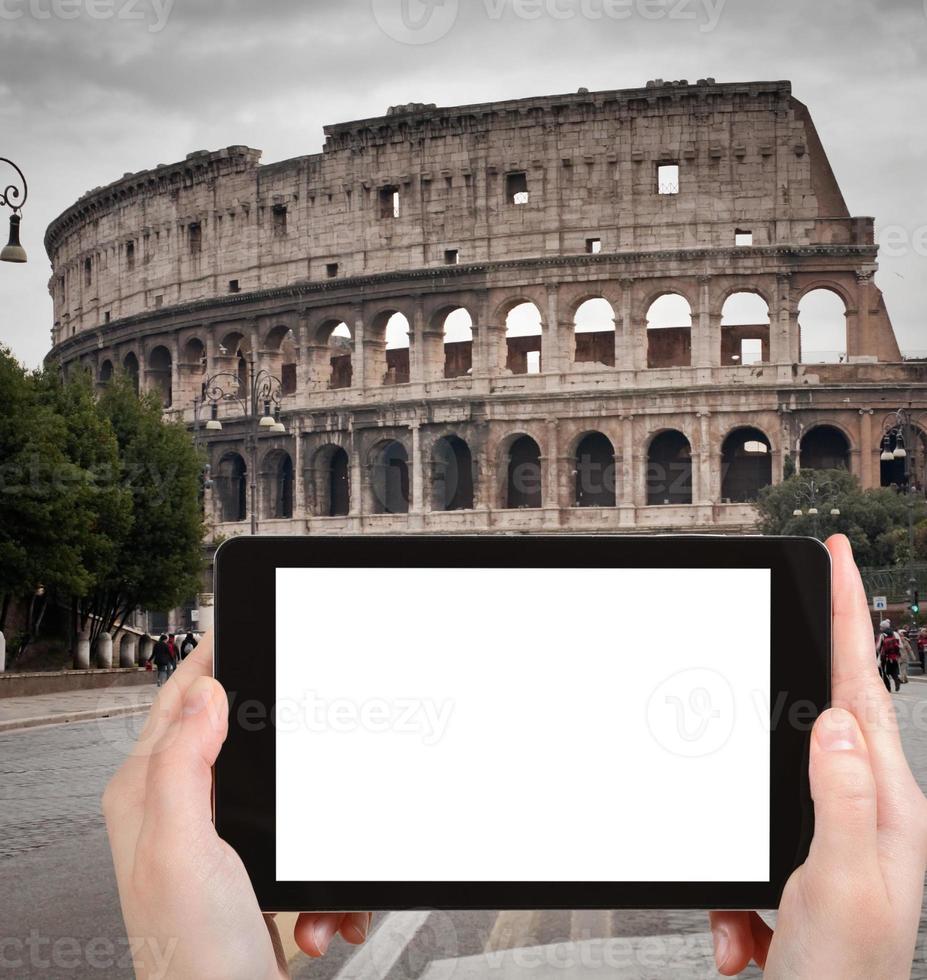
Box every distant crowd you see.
[147,631,199,687]
[876,619,926,693]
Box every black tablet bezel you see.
[214,534,830,912]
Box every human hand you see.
[710,534,927,977]
[103,633,370,979]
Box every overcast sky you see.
[1,0,925,368]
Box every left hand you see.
[103,633,370,979]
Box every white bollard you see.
[97,632,113,669]
[120,634,138,668]
[0,630,5,673]
[75,631,91,670]
[197,593,215,634]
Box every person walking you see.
[180,631,198,661]
[917,626,927,673]
[876,619,903,693]
[147,635,172,688]
[166,634,178,675]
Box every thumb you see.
[141,675,229,836]
[806,706,879,876]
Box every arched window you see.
[264,326,298,395]
[370,441,409,514]
[183,338,206,374]
[647,431,692,505]
[432,436,474,511]
[329,322,353,389]
[506,435,542,509]
[123,352,140,395]
[721,292,770,366]
[216,453,247,523]
[310,445,350,516]
[800,426,850,471]
[264,451,294,520]
[442,309,473,379]
[646,294,692,369]
[99,359,113,387]
[384,312,411,386]
[505,302,543,375]
[573,299,616,367]
[148,346,173,408]
[574,432,616,507]
[798,289,847,364]
[721,427,772,502]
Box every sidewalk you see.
[0,683,157,732]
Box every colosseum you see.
[44,78,927,547]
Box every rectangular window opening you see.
[586,238,602,254]
[379,186,400,219]
[326,263,339,279]
[126,241,135,271]
[444,249,459,266]
[189,222,202,254]
[526,350,541,374]
[735,229,754,247]
[272,205,288,237]
[506,171,529,205]
[84,257,92,287]
[740,339,763,366]
[657,163,679,195]
[103,311,111,324]
[154,295,164,308]
[229,280,240,294]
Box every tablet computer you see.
[214,535,830,912]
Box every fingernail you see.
[712,924,730,968]
[183,680,211,717]
[817,707,858,752]
[347,915,369,943]
[312,919,337,956]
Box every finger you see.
[826,536,922,829]
[339,911,371,945]
[807,706,881,881]
[748,911,774,969]
[709,910,755,976]
[138,674,229,841]
[294,912,346,958]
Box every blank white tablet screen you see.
[276,567,770,883]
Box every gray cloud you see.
[1,0,926,367]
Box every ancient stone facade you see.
[44,79,927,540]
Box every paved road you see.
[1,685,926,979]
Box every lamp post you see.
[0,157,28,263]
[195,350,286,535]
[881,408,924,621]
[791,476,841,539]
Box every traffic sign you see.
[872,596,888,611]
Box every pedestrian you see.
[166,634,178,675]
[147,634,172,688]
[899,629,915,684]
[918,627,927,673]
[180,631,198,661]
[876,619,903,693]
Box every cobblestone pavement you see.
[0,685,155,732]
[1,684,925,978]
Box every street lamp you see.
[0,157,28,263]
[792,476,841,537]
[192,350,287,535]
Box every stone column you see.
[410,424,424,526]
[483,324,507,376]
[631,316,649,372]
[120,634,138,668]
[771,273,796,369]
[350,428,363,518]
[197,594,215,634]
[859,409,875,489]
[352,310,366,390]
[543,418,561,522]
[694,276,712,370]
[544,286,563,375]
[852,271,872,359]
[696,412,714,506]
[139,636,154,665]
[97,632,113,669]
[409,307,426,384]
[75,631,91,670]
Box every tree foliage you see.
[0,349,205,658]
[756,469,927,567]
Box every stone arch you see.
[433,306,473,379]
[182,337,207,373]
[308,443,351,517]
[504,301,543,376]
[98,358,114,387]
[646,429,693,505]
[319,320,353,390]
[574,431,616,507]
[798,287,848,364]
[503,433,543,509]
[800,424,851,471]
[215,451,247,523]
[148,345,173,408]
[431,435,474,511]
[720,291,771,366]
[375,310,411,386]
[263,324,298,395]
[368,439,410,515]
[721,426,773,502]
[218,331,251,393]
[573,298,616,368]
[122,351,140,395]
[645,293,692,369]
[261,448,294,520]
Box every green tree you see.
[78,378,205,649]
[756,469,926,567]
